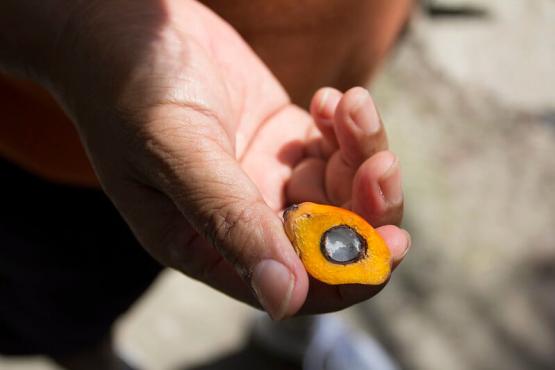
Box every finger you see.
[286,158,329,204]
[309,87,342,150]
[304,125,336,159]
[299,224,411,314]
[324,151,356,205]
[376,225,411,269]
[323,87,389,205]
[189,225,411,311]
[334,87,388,167]
[106,176,260,306]
[139,108,309,320]
[350,150,404,227]
[182,235,262,305]
[298,277,386,314]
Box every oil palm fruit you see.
[283,202,391,285]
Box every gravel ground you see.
[2,1,554,369]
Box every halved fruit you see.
[283,202,391,285]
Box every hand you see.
[43,0,409,319]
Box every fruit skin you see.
[283,202,391,285]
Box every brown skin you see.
[1,0,411,321]
[1,1,412,368]
[0,0,411,188]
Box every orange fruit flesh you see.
[283,202,391,285]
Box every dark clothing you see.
[0,158,161,356]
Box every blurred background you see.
[2,0,554,369]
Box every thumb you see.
[143,109,308,320]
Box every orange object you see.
[0,74,98,187]
[283,202,391,285]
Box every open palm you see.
[55,0,409,318]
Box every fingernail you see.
[252,260,294,320]
[401,229,412,258]
[317,88,341,121]
[350,92,380,134]
[317,89,331,115]
[379,157,403,205]
[392,229,411,269]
